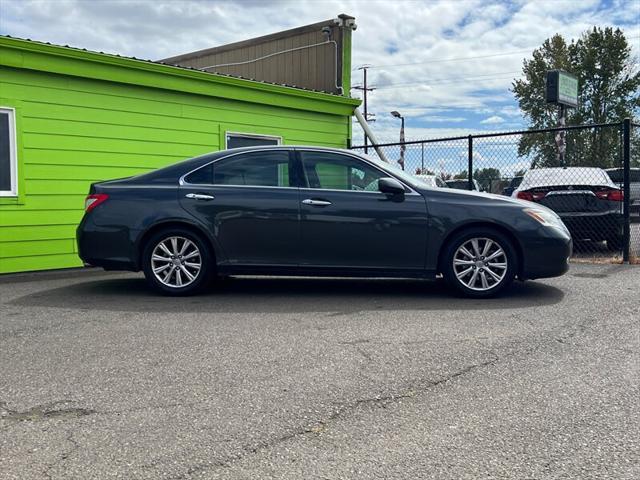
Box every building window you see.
[225,132,281,149]
[0,107,18,197]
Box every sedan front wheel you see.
[442,228,517,298]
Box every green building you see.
[0,21,359,274]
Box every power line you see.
[374,72,522,90]
[353,49,533,71]
[353,35,640,71]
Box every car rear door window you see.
[184,164,213,184]
[209,151,292,187]
[300,152,385,191]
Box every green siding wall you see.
[0,38,357,274]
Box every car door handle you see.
[302,198,332,206]
[185,193,215,201]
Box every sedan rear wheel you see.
[142,228,212,295]
[151,236,202,288]
[443,228,517,298]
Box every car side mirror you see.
[378,177,405,196]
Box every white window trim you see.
[225,131,282,149]
[0,107,18,197]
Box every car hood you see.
[433,187,521,203]
[425,186,558,214]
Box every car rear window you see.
[521,168,612,189]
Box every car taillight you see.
[516,191,533,201]
[516,191,546,202]
[85,193,109,212]
[595,188,623,201]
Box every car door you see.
[179,149,301,266]
[297,150,428,271]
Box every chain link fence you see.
[352,120,639,263]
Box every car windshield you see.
[360,154,433,188]
[520,168,613,189]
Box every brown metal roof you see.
[160,15,356,95]
[0,34,347,97]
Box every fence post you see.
[622,119,631,263]
[468,135,473,190]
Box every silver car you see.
[606,167,640,217]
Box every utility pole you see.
[354,65,375,153]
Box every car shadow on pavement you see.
[9,275,564,313]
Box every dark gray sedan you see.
[77,146,571,297]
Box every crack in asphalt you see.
[43,430,81,480]
[0,400,96,423]
[167,348,501,479]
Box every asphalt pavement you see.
[1,264,638,479]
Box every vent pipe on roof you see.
[354,108,389,163]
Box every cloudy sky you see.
[1,0,638,144]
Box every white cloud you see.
[480,115,506,124]
[498,106,523,118]
[416,115,467,123]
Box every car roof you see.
[127,145,357,183]
[114,145,427,188]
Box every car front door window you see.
[301,152,385,192]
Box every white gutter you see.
[354,108,389,163]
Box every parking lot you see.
[1,264,638,479]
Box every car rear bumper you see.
[77,215,139,271]
[558,212,623,240]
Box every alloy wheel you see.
[150,236,202,288]
[452,237,508,291]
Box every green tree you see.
[512,27,639,168]
[453,170,468,179]
[473,167,502,192]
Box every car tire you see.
[442,227,517,298]
[142,228,213,296]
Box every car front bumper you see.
[520,227,572,280]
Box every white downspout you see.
[354,108,389,163]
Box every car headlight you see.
[523,208,567,230]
